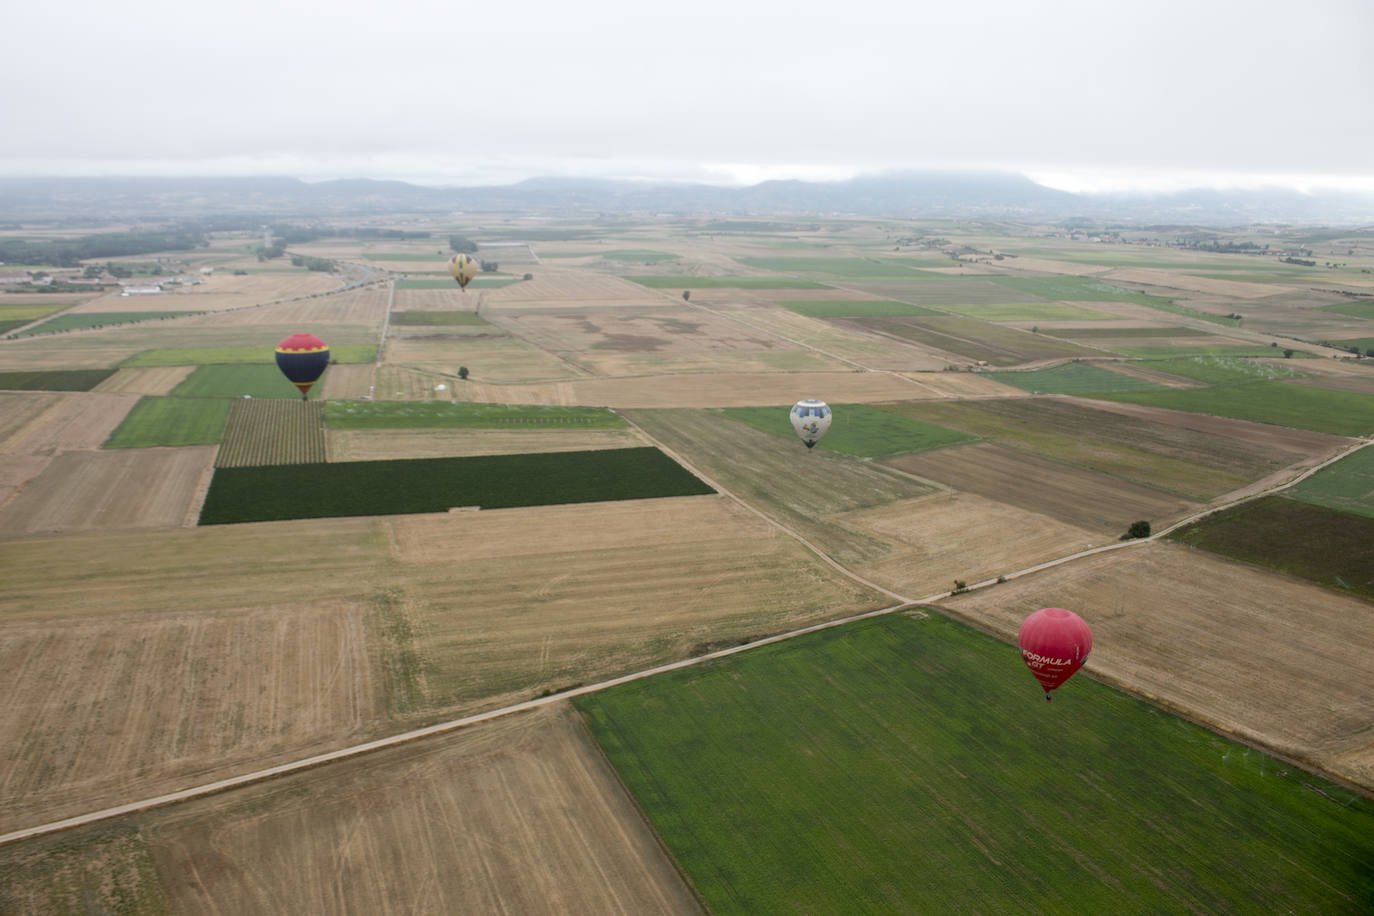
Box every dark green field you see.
[1322,301,1374,320]
[720,404,975,459]
[984,363,1165,394]
[104,397,232,448]
[324,401,625,429]
[170,365,308,399]
[0,369,115,391]
[575,613,1374,913]
[775,299,940,318]
[627,276,831,290]
[1167,495,1374,599]
[1286,445,1374,517]
[198,446,714,524]
[1095,380,1374,436]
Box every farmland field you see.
[628,276,830,290]
[394,276,519,290]
[989,275,1177,307]
[1167,494,1374,598]
[123,344,376,367]
[103,396,232,448]
[575,613,1374,913]
[850,315,1103,365]
[1286,443,1374,517]
[720,403,975,458]
[0,369,116,391]
[90,365,194,395]
[736,256,947,276]
[325,400,624,429]
[16,311,196,335]
[775,299,939,317]
[1096,380,1374,436]
[216,398,326,466]
[329,427,647,460]
[932,301,1117,321]
[170,364,314,399]
[391,309,490,326]
[199,447,714,524]
[983,363,1166,394]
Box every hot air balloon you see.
[1017,607,1092,701]
[448,253,479,289]
[274,333,330,400]
[789,399,832,449]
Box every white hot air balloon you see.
[789,399,832,449]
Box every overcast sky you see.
[4,0,1371,191]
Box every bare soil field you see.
[0,599,378,833]
[184,285,389,328]
[0,446,214,537]
[460,370,929,408]
[836,492,1100,596]
[484,268,663,308]
[329,427,647,461]
[1103,267,1296,300]
[91,365,195,395]
[887,442,1200,534]
[138,705,700,915]
[384,335,582,383]
[939,541,1374,789]
[494,308,787,354]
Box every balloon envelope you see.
[1017,607,1092,699]
[789,399,832,449]
[448,253,479,289]
[274,332,330,398]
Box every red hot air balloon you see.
[1017,607,1092,701]
[274,333,330,400]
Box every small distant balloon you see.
[1017,607,1092,701]
[789,399,832,449]
[448,253,479,289]
[274,332,330,400]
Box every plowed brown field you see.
[939,541,1374,788]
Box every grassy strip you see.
[390,310,490,326]
[1138,355,1306,385]
[123,345,376,367]
[0,369,116,391]
[1138,300,1244,327]
[932,302,1117,321]
[1286,445,1374,518]
[985,363,1166,394]
[324,401,626,429]
[198,447,714,524]
[16,311,200,335]
[988,275,1172,305]
[775,299,939,317]
[1095,380,1374,436]
[1168,495,1374,598]
[720,403,974,459]
[627,276,830,290]
[575,613,1374,913]
[104,397,232,448]
[1111,344,1285,359]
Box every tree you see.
[682,290,690,301]
[457,366,469,380]
[448,235,478,253]
[480,260,498,272]
[1121,520,1151,540]
[1283,349,1295,358]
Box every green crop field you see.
[775,300,940,318]
[1168,495,1374,599]
[1137,300,1243,327]
[17,311,198,336]
[1330,338,1374,354]
[1140,355,1306,385]
[0,369,115,391]
[984,363,1165,394]
[736,257,947,276]
[171,365,311,399]
[720,404,975,459]
[627,276,830,290]
[324,401,626,429]
[1286,445,1374,518]
[1322,301,1374,320]
[389,310,490,326]
[198,446,714,524]
[575,613,1374,913]
[122,345,376,367]
[394,276,520,290]
[1095,380,1374,436]
[988,276,1174,307]
[1111,344,1284,359]
[0,303,70,322]
[852,316,1102,366]
[930,302,1117,321]
[104,397,232,448]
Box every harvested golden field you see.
[0,599,377,832]
[329,427,647,461]
[939,541,1374,789]
[372,365,459,400]
[392,287,476,311]
[315,362,374,400]
[0,391,138,455]
[184,285,389,328]
[897,371,1030,398]
[887,442,1200,535]
[836,492,1100,597]
[125,707,697,915]
[384,335,581,383]
[461,370,929,408]
[0,446,214,537]
[91,365,194,395]
[570,348,845,377]
[714,306,952,370]
[484,268,662,308]
[495,308,787,354]
[74,272,342,313]
[1103,267,1296,299]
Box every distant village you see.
[0,263,215,295]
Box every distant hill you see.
[1,172,1372,225]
